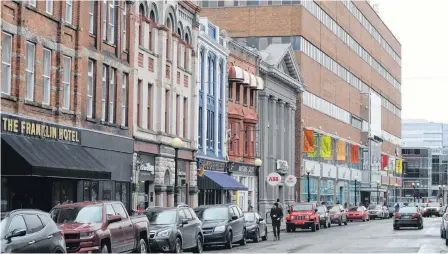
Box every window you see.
[137,80,142,127]
[122,3,127,50]
[106,204,115,216]
[101,66,107,121]
[42,49,53,104]
[211,111,215,148]
[87,60,94,117]
[8,215,27,234]
[23,215,44,234]
[109,0,115,43]
[147,84,152,129]
[62,56,71,110]
[250,126,254,156]
[165,89,169,133]
[115,182,128,209]
[183,97,187,137]
[111,203,128,219]
[199,52,203,91]
[25,42,35,100]
[121,74,127,126]
[228,82,233,100]
[89,1,95,34]
[83,181,99,201]
[218,114,222,151]
[229,122,233,152]
[243,87,247,105]
[138,5,144,46]
[245,126,248,154]
[109,68,115,123]
[102,0,107,40]
[198,106,202,147]
[206,110,210,149]
[2,33,12,95]
[250,90,254,106]
[235,84,240,103]
[65,0,72,24]
[149,11,156,51]
[46,0,53,14]
[235,123,240,154]
[29,0,36,7]
[176,94,180,135]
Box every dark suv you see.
[194,204,246,249]
[144,206,203,253]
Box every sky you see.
[371,0,448,123]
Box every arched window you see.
[149,10,156,51]
[177,25,183,68]
[165,15,173,59]
[163,170,170,185]
[184,32,190,70]
[199,50,204,91]
[138,4,144,46]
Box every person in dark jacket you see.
[270,202,284,241]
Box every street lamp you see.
[170,137,184,207]
[376,180,380,204]
[412,182,416,203]
[354,175,359,206]
[254,158,262,213]
[395,183,400,203]
[443,185,446,206]
[305,168,312,202]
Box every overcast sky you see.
[371,0,448,123]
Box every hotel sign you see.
[197,158,226,172]
[1,114,81,144]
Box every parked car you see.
[51,201,149,253]
[440,206,447,217]
[243,212,267,242]
[1,209,66,253]
[347,206,369,222]
[144,206,203,253]
[393,206,423,230]
[285,203,320,232]
[316,205,331,228]
[367,204,387,220]
[440,206,448,241]
[327,204,348,226]
[193,204,246,249]
[423,202,442,217]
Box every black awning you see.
[1,134,111,180]
[198,171,248,191]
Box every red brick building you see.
[1,0,136,212]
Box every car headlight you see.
[214,225,226,233]
[156,230,171,237]
[79,232,94,239]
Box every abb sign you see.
[267,172,282,186]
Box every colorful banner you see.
[304,130,315,153]
[396,159,403,174]
[320,136,332,159]
[350,144,359,164]
[336,140,346,161]
[382,155,389,170]
[308,136,318,158]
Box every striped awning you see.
[250,74,257,88]
[228,66,244,82]
[242,71,250,85]
[256,76,265,90]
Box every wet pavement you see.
[203,217,448,253]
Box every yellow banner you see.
[396,160,402,174]
[337,140,346,161]
[320,136,332,159]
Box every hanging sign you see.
[285,175,297,187]
[266,172,281,186]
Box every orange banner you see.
[337,140,346,161]
[304,130,315,153]
[351,144,359,164]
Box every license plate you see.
[402,216,410,218]
[296,221,305,225]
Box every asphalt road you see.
[204,217,448,253]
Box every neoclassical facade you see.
[257,44,305,216]
[132,0,200,209]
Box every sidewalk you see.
[267,224,286,233]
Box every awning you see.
[1,134,111,180]
[228,66,244,82]
[256,76,265,90]
[249,74,257,89]
[198,171,248,191]
[242,71,250,86]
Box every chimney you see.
[373,3,380,14]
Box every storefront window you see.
[115,182,129,210]
[83,181,99,202]
[336,182,349,207]
[102,181,113,200]
[1,178,9,212]
[301,177,318,202]
[53,180,76,206]
[349,182,361,207]
[319,179,334,204]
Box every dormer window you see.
[208,24,216,39]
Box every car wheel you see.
[441,229,446,239]
[262,228,268,241]
[225,232,233,249]
[238,230,247,246]
[446,238,448,246]
[101,244,109,253]
[338,218,342,226]
[394,226,399,230]
[174,237,182,253]
[254,229,260,243]
[135,238,148,253]
[286,225,292,232]
[311,223,316,232]
[316,223,320,231]
[193,235,203,253]
[344,218,348,225]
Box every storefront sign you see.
[303,160,321,177]
[197,158,226,172]
[230,162,256,174]
[276,160,288,171]
[1,114,80,144]
[285,175,297,187]
[267,172,281,186]
[337,167,350,181]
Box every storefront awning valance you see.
[198,171,248,191]
[1,134,111,180]
[256,76,265,90]
[228,66,244,82]
[250,74,257,89]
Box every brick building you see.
[201,0,402,206]
[1,0,136,212]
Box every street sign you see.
[285,175,297,187]
[267,172,281,186]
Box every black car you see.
[145,206,203,253]
[243,212,268,242]
[194,204,246,249]
[393,206,423,230]
[1,209,66,253]
[317,205,331,228]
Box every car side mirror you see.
[7,228,26,241]
[181,218,188,226]
[231,215,238,220]
[259,218,264,222]
[107,215,122,224]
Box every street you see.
[204,217,447,253]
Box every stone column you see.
[290,106,296,201]
[271,97,278,199]
[279,101,285,161]
[214,57,219,155]
[259,92,269,216]
[202,48,209,152]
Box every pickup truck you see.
[50,201,150,253]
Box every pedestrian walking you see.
[270,202,283,241]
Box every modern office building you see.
[200,0,402,206]
[401,148,432,203]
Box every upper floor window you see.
[184,33,190,70]
[243,87,247,105]
[121,74,128,126]
[89,1,95,34]
[165,14,174,60]
[65,0,72,24]
[87,60,95,118]
[108,0,115,44]
[62,56,72,110]
[1,32,12,95]
[199,51,204,90]
[102,0,107,40]
[122,3,127,50]
[149,10,156,51]
[138,4,144,46]
[46,0,53,14]
[250,90,254,106]
[29,0,36,7]
[42,49,52,105]
[228,82,233,100]
[235,84,240,103]
[25,42,36,101]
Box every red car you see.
[327,204,348,226]
[285,203,320,232]
[347,206,369,222]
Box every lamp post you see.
[305,168,312,202]
[443,185,446,206]
[254,158,262,213]
[416,183,420,203]
[376,180,380,204]
[170,137,184,207]
[354,175,359,206]
[395,183,399,203]
[412,182,416,203]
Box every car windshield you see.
[317,207,326,213]
[292,204,313,211]
[145,210,177,225]
[368,205,381,210]
[195,207,228,221]
[428,203,440,207]
[51,205,103,224]
[244,213,255,222]
[349,207,363,212]
[399,207,417,213]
